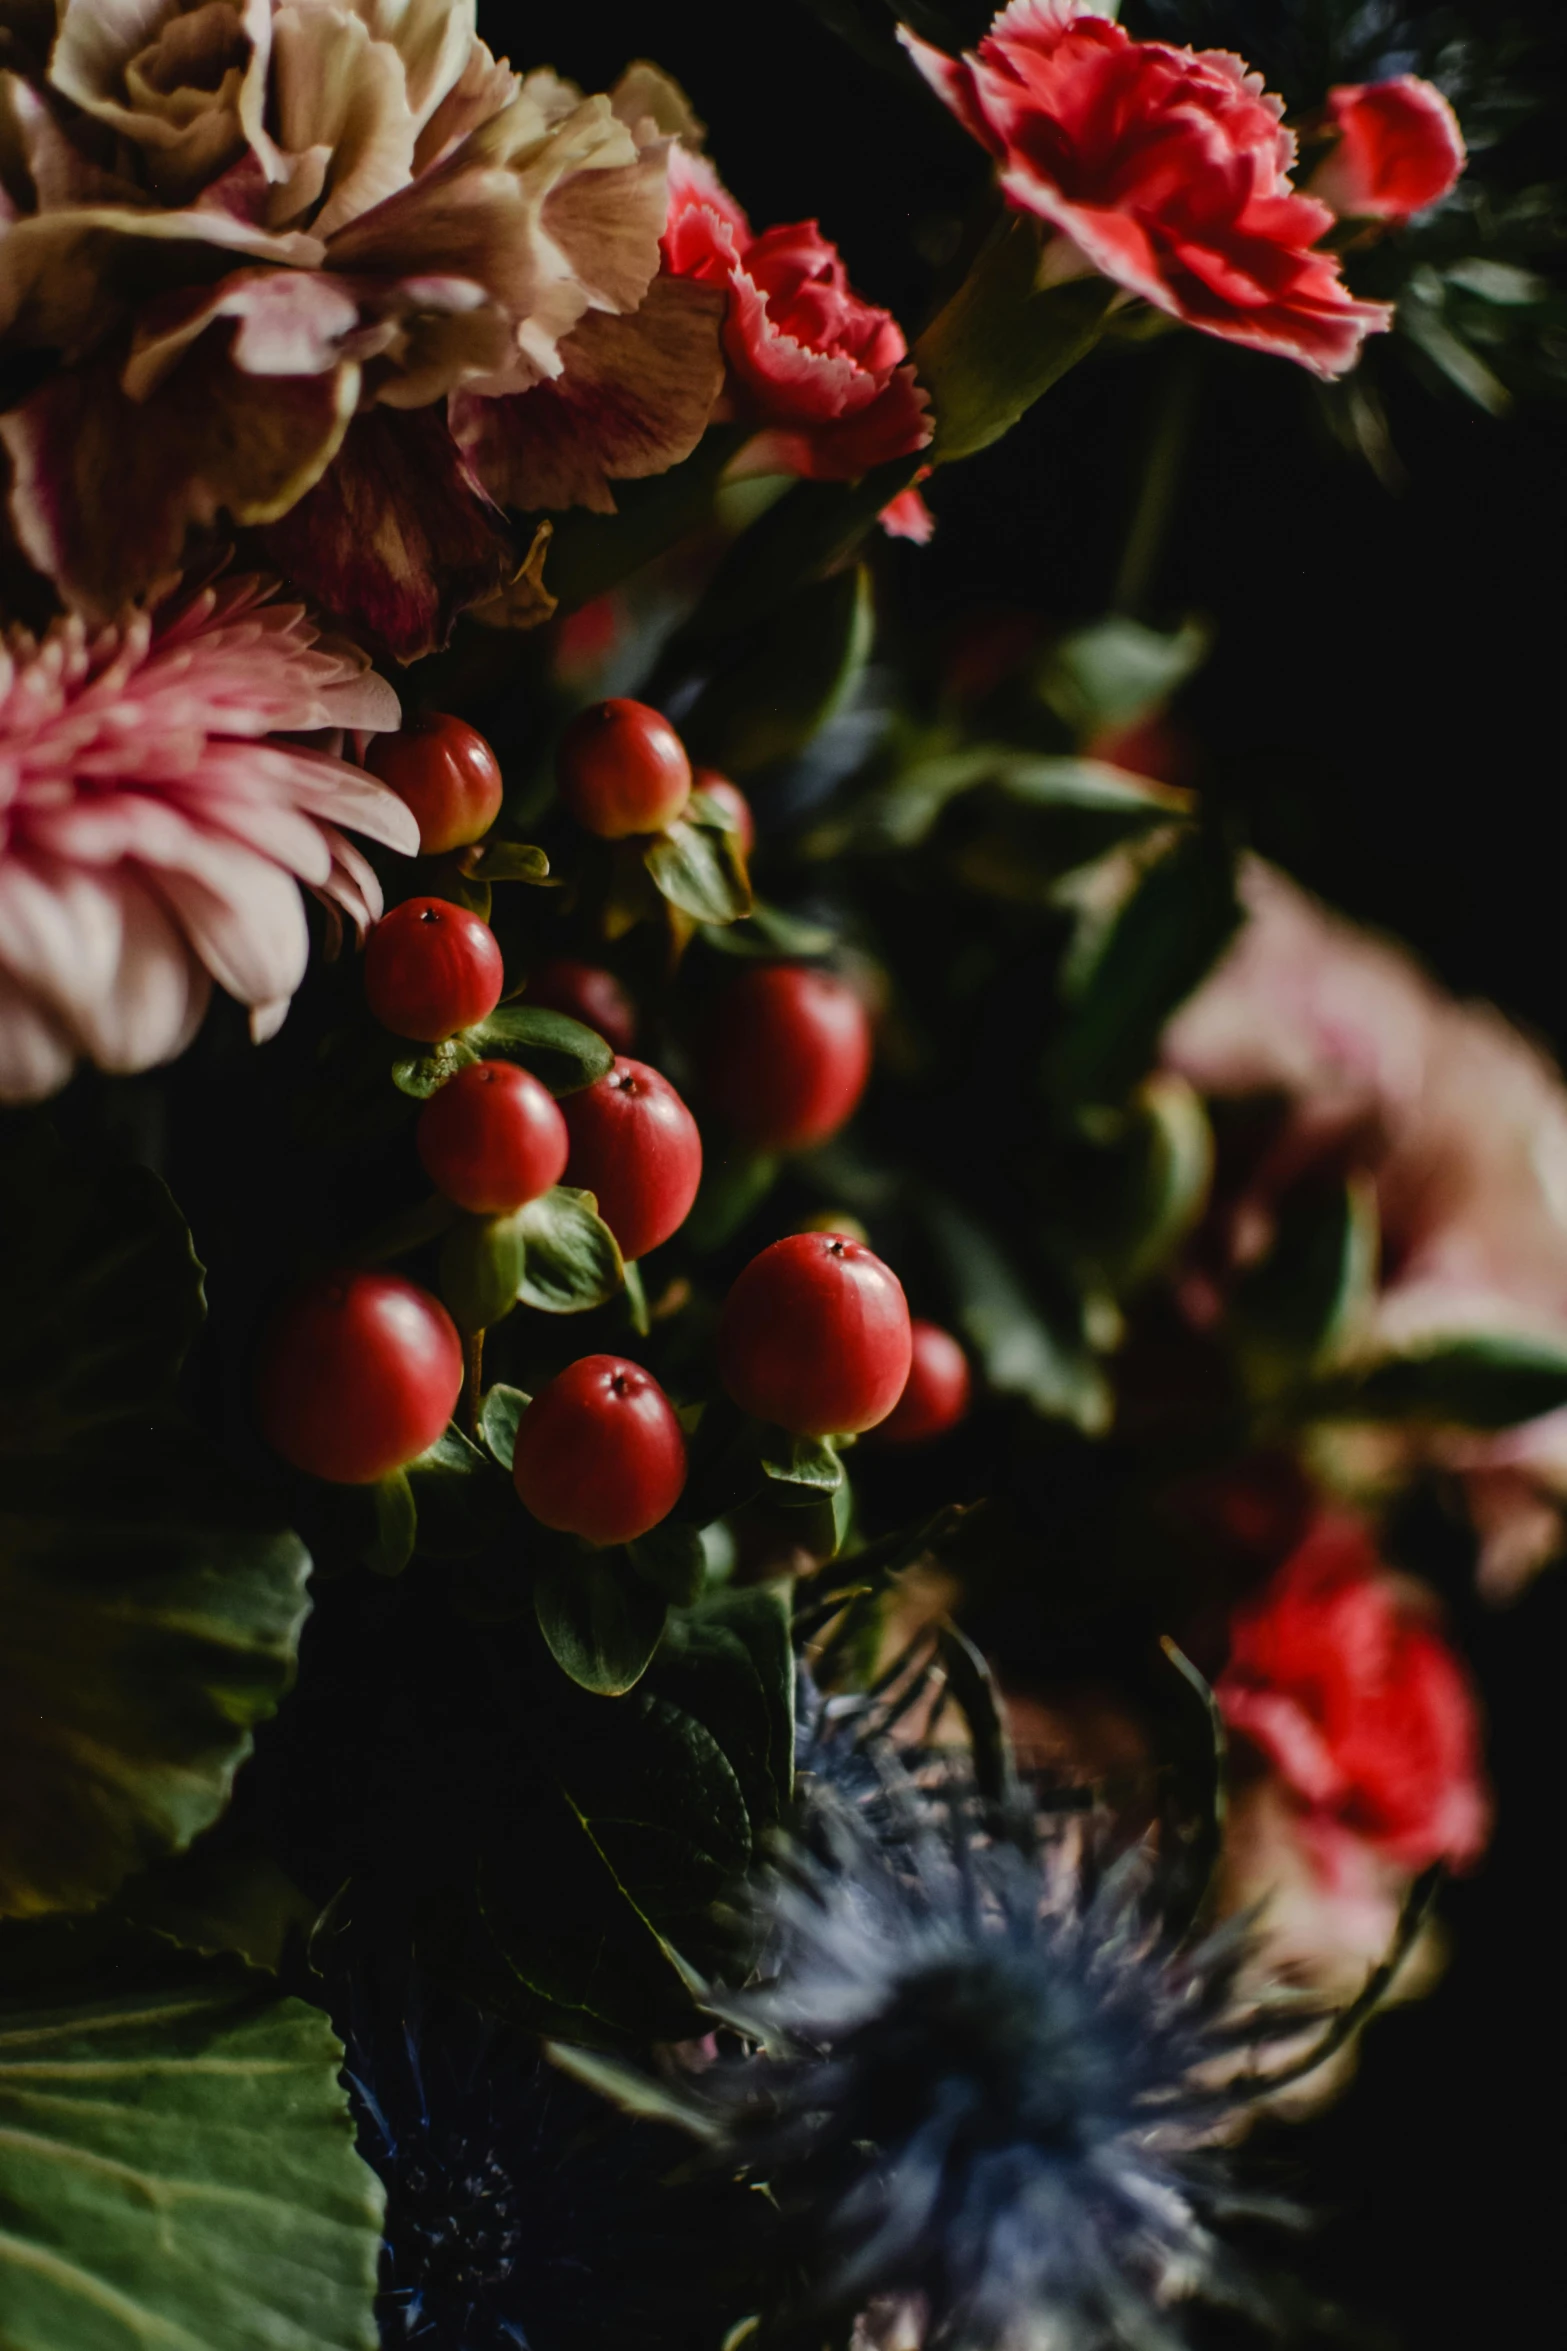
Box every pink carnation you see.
[1310,77,1466,224]
[900,0,1391,379]
[0,572,417,1102]
[663,150,931,481]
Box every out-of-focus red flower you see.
[900,0,1391,379]
[1310,78,1466,224]
[1217,1515,1489,1874]
[663,150,931,482]
[879,480,936,543]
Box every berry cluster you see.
[254,702,971,1561]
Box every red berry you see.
[526,959,638,1055]
[693,768,756,857]
[718,1232,912,1436]
[557,698,691,838]
[364,897,504,1042]
[513,1354,686,1545]
[875,1319,972,1445]
[364,713,504,855]
[255,1270,462,1484]
[416,1060,568,1214]
[561,1056,702,1263]
[701,964,871,1153]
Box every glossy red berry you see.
[561,1056,702,1263]
[701,964,871,1153]
[513,1354,686,1545]
[364,897,504,1042]
[693,768,756,857]
[718,1232,912,1436]
[364,713,504,854]
[875,1319,972,1445]
[556,698,691,838]
[416,1060,568,1214]
[526,959,638,1055]
[255,1270,462,1484]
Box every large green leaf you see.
[514,1185,623,1313]
[534,1547,668,1694]
[682,565,875,777]
[1036,616,1211,737]
[0,1934,382,2351]
[920,1192,1111,1433]
[469,1004,615,1096]
[1311,1331,1567,1429]
[0,1121,311,1920]
[644,816,753,925]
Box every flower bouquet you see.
[1,3,1560,2346]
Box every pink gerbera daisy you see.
[0,571,418,1102]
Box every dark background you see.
[481,5,1561,2339]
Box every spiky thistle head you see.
[565,1685,1309,2351]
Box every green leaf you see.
[1036,615,1211,737]
[0,1933,382,2351]
[759,1428,845,1503]
[438,1208,530,1333]
[470,839,551,884]
[515,1185,624,1313]
[957,757,1194,896]
[1151,1636,1227,1943]
[534,1549,668,1694]
[644,815,754,925]
[913,214,1118,462]
[1047,826,1241,1110]
[547,2040,717,2138]
[652,1582,795,1831]
[701,901,839,958]
[404,1423,513,1557]
[480,1384,530,1471]
[113,1845,322,1975]
[629,1519,707,1606]
[682,565,875,776]
[469,1004,615,1095]
[1232,1175,1378,1399]
[0,1121,310,1921]
[391,1032,481,1099]
[920,1191,1111,1433]
[1312,1331,1567,1430]
[363,1468,417,1576]
[680,460,919,643]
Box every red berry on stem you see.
[875,1319,972,1445]
[416,1060,568,1214]
[513,1354,687,1544]
[255,1269,463,1484]
[561,1056,702,1262]
[364,713,504,855]
[701,964,871,1153]
[364,897,504,1042]
[527,958,638,1055]
[718,1232,912,1436]
[557,698,691,839]
[693,768,755,857]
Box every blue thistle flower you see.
[336,1971,756,2351]
[560,1685,1309,2351]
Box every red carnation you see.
[663,150,932,481]
[901,0,1391,379]
[1216,1515,1489,1873]
[1310,77,1467,225]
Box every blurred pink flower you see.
[0,570,416,1101]
[1165,857,1567,1592]
[1309,77,1466,225]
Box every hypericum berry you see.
[718,1232,912,1436]
[513,1354,686,1545]
[364,898,504,1042]
[875,1318,972,1445]
[364,713,504,855]
[561,1056,702,1263]
[526,959,638,1055]
[693,768,755,857]
[700,964,871,1153]
[556,699,691,839]
[255,1270,463,1484]
[416,1061,568,1215]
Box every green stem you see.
[462,1329,485,1441]
[1111,341,1201,618]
